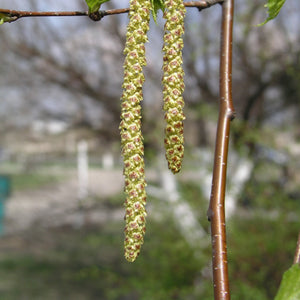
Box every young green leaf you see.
[259,0,286,26]
[274,264,300,300]
[151,0,165,23]
[85,0,110,13]
[0,12,17,25]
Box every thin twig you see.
[207,0,235,299]
[0,0,223,23]
[293,231,300,265]
[0,10,88,23]
[0,10,88,17]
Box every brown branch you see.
[294,231,300,265]
[185,0,224,10]
[0,0,223,23]
[207,0,235,299]
[0,10,88,23]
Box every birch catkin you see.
[162,0,186,174]
[120,0,150,262]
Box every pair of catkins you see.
[120,0,186,262]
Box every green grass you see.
[10,172,64,192]
[0,218,208,300]
[0,177,298,299]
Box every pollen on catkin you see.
[162,0,186,174]
[120,0,150,262]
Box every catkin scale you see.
[162,0,186,174]
[120,0,150,262]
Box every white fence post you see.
[102,152,114,170]
[77,140,89,200]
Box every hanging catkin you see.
[120,0,150,262]
[162,0,186,174]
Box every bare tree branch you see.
[0,0,224,23]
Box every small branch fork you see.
[207,0,235,299]
[0,0,224,23]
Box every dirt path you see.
[4,169,125,235]
[3,167,208,235]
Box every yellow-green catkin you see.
[120,0,150,262]
[162,0,186,174]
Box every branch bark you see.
[207,0,235,299]
[294,231,300,265]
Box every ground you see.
[4,169,125,234]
